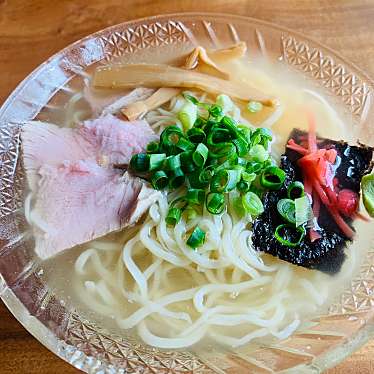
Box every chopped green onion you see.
[130,153,149,172]
[176,137,195,152]
[166,207,182,226]
[209,104,223,118]
[193,143,209,168]
[210,169,241,192]
[199,167,214,185]
[232,136,249,157]
[186,226,206,249]
[164,154,181,171]
[207,127,231,147]
[146,141,159,153]
[251,128,272,148]
[238,125,252,143]
[246,162,263,174]
[216,94,234,114]
[277,198,296,224]
[260,166,286,190]
[160,126,183,153]
[131,98,280,222]
[206,192,225,214]
[178,101,198,131]
[274,224,306,247]
[208,143,236,159]
[180,151,195,173]
[183,93,210,109]
[221,116,240,138]
[237,171,256,192]
[169,168,185,189]
[247,101,263,113]
[242,191,264,216]
[237,157,247,168]
[151,170,168,190]
[287,181,305,200]
[237,180,250,192]
[148,153,166,171]
[248,144,269,163]
[183,93,199,105]
[295,195,314,227]
[232,195,246,217]
[187,127,206,143]
[194,117,206,128]
[242,171,257,183]
[362,173,374,217]
[186,188,205,205]
[188,170,208,188]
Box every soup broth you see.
[31,56,372,351]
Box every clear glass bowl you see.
[1,13,374,373]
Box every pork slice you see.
[22,115,157,189]
[80,113,158,165]
[22,121,96,191]
[83,86,154,116]
[22,115,160,259]
[31,160,160,259]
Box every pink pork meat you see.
[22,115,160,260]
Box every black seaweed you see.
[252,130,373,274]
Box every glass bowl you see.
[1,13,374,373]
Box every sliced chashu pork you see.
[22,115,160,260]
[80,113,157,165]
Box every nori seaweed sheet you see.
[252,130,373,274]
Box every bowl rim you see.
[1,11,374,373]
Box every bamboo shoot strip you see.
[93,64,276,107]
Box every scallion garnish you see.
[160,126,184,154]
[206,192,225,214]
[199,166,214,186]
[208,104,223,118]
[151,170,168,190]
[237,180,250,192]
[149,153,166,171]
[187,127,206,144]
[248,144,269,163]
[164,154,181,171]
[287,181,305,200]
[274,224,306,247]
[260,166,286,190]
[361,173,374,217]
[242,191,264,216]
[232,136,249,157]
[295,195,314,227]
[166,207,182,226]
[176,137,195,152]
[130,153,149,172]
[210,169,241,193]
[146,141,159,154]
[178,101,197,131]
[169,167,185,189]
[216,94,234,114]
[186,188,205,205]
[180,151,195,173]
[276,198,296,224]
[129,94,281,245]
[192,143,209,168]
[186,226,206,249]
